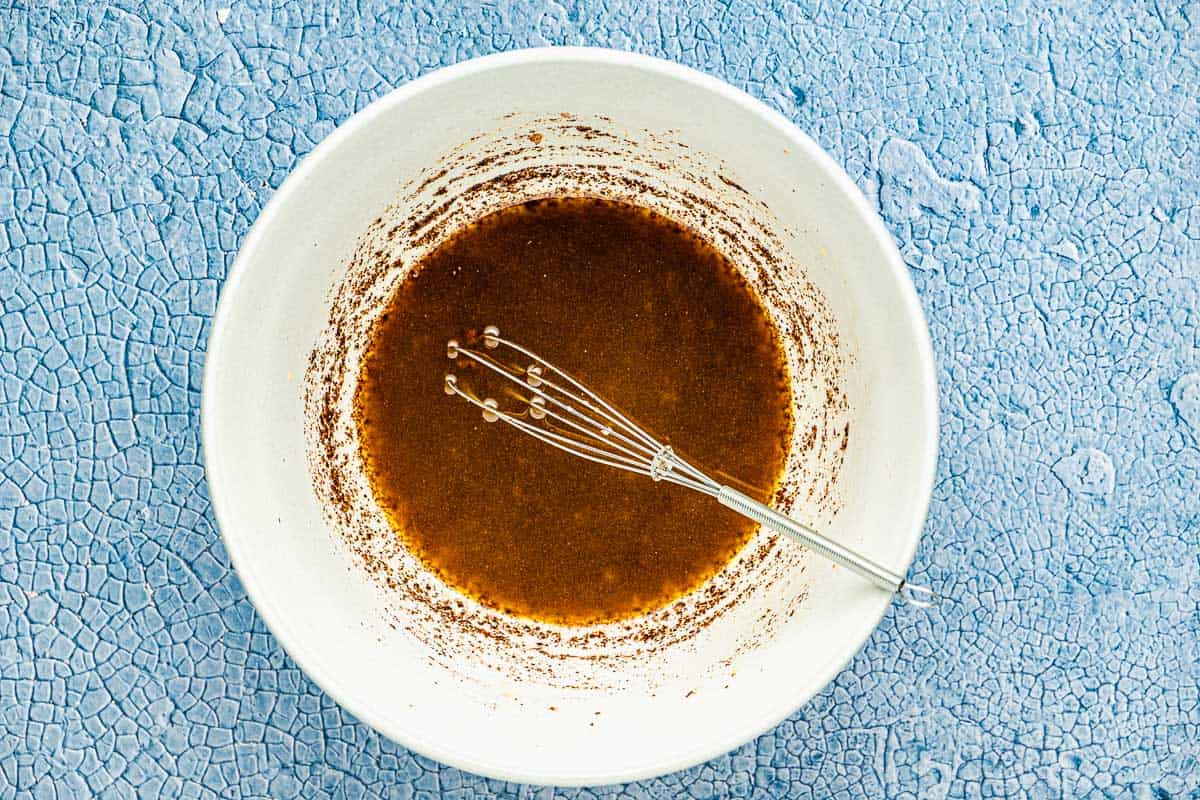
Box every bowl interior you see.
[203,49,936,786]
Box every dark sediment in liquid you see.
[355,197,791,625]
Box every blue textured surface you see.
[2,0,1199,796]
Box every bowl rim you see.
[201,45,939,786]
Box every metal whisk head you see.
[443,325,722,497]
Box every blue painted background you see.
[2,0,1198,797]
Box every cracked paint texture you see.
[1,0,1198,797]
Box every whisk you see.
[443,325,937,607]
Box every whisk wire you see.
[445,333,720,495]
[446,381,719,495]
[453,345,665,465]
[497,335,666,454]
[497,333,722,491]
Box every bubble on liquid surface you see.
[526,364,543,388]
[482,397,500,422]
[446,339,459,359]
[443,374,458,395]
[483,325,500,349]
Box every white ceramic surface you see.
[202,48,938,786]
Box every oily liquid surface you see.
[355,198,791,625]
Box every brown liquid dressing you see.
[355,198,791,625]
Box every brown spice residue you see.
[412,167,448,197]
[304,111,850,691]
[718,174,750,195]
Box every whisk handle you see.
[716,487,936,607]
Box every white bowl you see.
[202,48,937,786]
